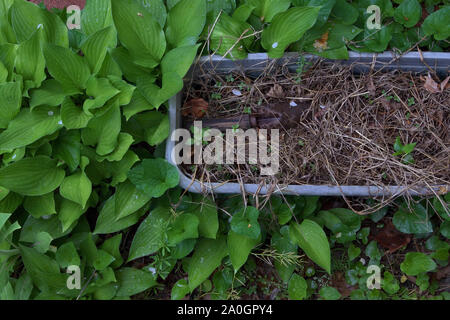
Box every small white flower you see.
[272,42,278,48]
[360,258,366,265]
[12,154,17,160]
[290,101,298,107]
[58,120,63,125]
[232,89,242,96]
[148,267,156,275]
[48,111,54,116]
[37,24,43,29]
[42,215,51,220]
[336,232,342,238]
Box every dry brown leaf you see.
[267,84,284,98]
[440,75,450,91]
[331,272,357,298]
[182,98,209,119]
[313,31,329,52]
[373,219,411,254]
[422,73,450,93]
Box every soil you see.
[29,0,85,9]
[181,59,450,196]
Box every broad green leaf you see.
[0,156,65,196]
[34,231,53,253]
[393,204,433,234]
[123,90,155,121]
[29,79,65,109]
[23,192,56,219]
[111,0,166,68]
[94,194,148,234]
[114,180,152,221]
[93,249,116,271]
[161,44,200,78]
[59,167,92,209]
[319,286,341,300]
[432,195,450,221]
[136,111,169,146]
[56,197,84,232]
[61,97,93,130]
[230,206,261,240]
[137,72,183,110]
[81,99,121,156]
[0,82,21,129]
[15,27,45,89]
[98,52,122,79]
[288,274,307,300]
[95,133,134,162]
[10,0,68,47]
[0,44,17,79]
[400,252,436,276]
[167,213,199,246]
[20,214,72,243]
[289,219,331,274]
[187,195,219,239]
[228,230,260,273]
[81,0,115,36]
[56,241,80,269]
[110,47,152,83]
[210,13,254,60]
[81,26,116,74]
[0,61,7,83]
[108,76,135,106]
[166,0,206,48]
[271,226,297,283]
[331,0,359,25]
[441,221,450,239]
[127,207,170,261]
[394,0,422,27]
[0,192,22,213]
[363,26,392,52]
[100,234,123,269]
[422,6,450,40]
[115,268,157,297]
[171,279,189,300]
[348,243,361,261]
[14,273,33,300]
[44,44,91,93]
[19,244,66,292]
[247,0,291,23]
[382,271,399,295]
[188,236,228,291]
[139,0,167,28]
[295,0,336,27]
[82,77,120,114]
[232,3,256,22]
[261,7,320,58]
[128,159,180,198]
[52,129,81,173]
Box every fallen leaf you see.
[331,272,356,298]
[313,31,329,52]
[373,219,411,254]
[440,76,450,92]
[421,74,449,93]
[267,84,284,98]
[182,98,209,119]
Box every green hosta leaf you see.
[93,249,116,271]
[34,231,53,254]
[171,279,189,300]
[59,165,92,209]
[101,234,123,269]
[288,274,308,300]
[0,61,7,83]
[81,26,116,74]
[10,0,68,46]
[83,77,120,114]
[111,0,166,68]
[210,13,254,60]
[0,44,17,79]
[110,47,152,83]
[166,0,206,48]
[20,214,72,243]
[382,271,399,295]
[128,159,180,198]
[43,44,91,93]
[123,90,155,120]
[232,3,256,22]
[441,221,450,239]
[14,273,33,300]
[167,213,199,246]
[81,0,115,36]
[0,192,23,213]
[317,208,361,243]
[348,243,361,261]
[188,236,228,291]
[52,129,81,173]
[94,194,147,235]
[228,230,260,273]
[400,252,436,276]
[161,44,200,79]
[261,7,320,58]
[138,72,183,110]
[23,192,56,219]
[319,286,341,300]
[19,245,66,293]
[289,219,331,274]
[29,79,65,109]
[81,100,121,156]
[0,156,65,196]
[296,0,336,27]
[98,52,122,79]
[56,242,80,269]
[247,0,291,23]
[187,195,219,239]
[393,204,433,234]
[96,133,134,162]
[116,268,157,297]
[394,0,422,27]
[363,26,392,52]
[422,6,450,40]
[61,97,93,130]
[331,0,359,25]
[0,82,21,129]
[114,180,152,221]
[230,206,261,240]
[127,207,170,261]
[145,112,170,146]
[15,27,45,89]
[57,197,85,233]
[108,76,135,106]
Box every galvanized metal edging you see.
[165,51,450,197]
